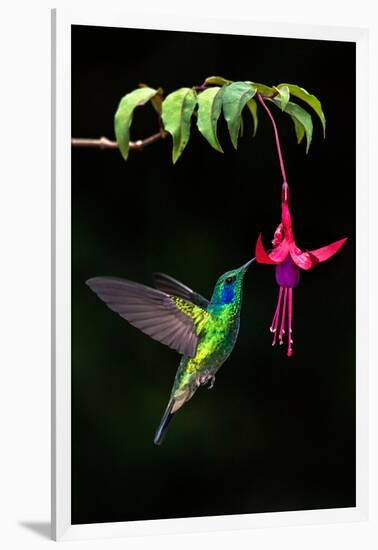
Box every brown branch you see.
[71,130,168,151]
[71,81,275,154]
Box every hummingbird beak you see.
[241,257,256,272]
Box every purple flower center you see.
[275,255,300,288]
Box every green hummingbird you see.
[86,257,254,446]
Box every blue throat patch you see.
[221,285,235,305]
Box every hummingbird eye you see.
[225,276,235,285]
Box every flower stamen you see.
[269,286,295,355]
[279,287,288,344]
[287,287,293,357]
[270,286,283,336]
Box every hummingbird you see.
[86,257,255,446]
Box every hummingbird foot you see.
[198,373,216,389]
[207,375,216,390]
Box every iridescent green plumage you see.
[86,258,254,446]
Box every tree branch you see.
[71,86,276,153]
[71,130,168,151]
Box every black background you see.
[71,25,356,525]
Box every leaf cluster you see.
[114,77,326,163]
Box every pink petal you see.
[309,237,348,263]
[270,239,290,263]
[290,244,318,271]
[272,223,284,246]
[255,233,278,264]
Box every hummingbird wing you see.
[86,276,210,357]
[152,272,210,309]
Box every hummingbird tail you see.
[154,400,176,446]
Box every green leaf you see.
[161,87,197,164]
[273,98,313,153]
[150,92,163,115]
[245,81,274,97]
[222,81,256,149]
[197,86,225,153]
[204,76,233,86]
[277,83,326,137]
[150,87,164,115]
[138,83,163,114]
[114,87,158,160]
[274,85,290,111]
[290,116,305,144]
[239,113,244,137]
[246,98,258,136]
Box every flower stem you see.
[257,94,287,185]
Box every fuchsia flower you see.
[256,182,347,356]
[255,93,347,357]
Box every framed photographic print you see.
[52,8,369,541]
